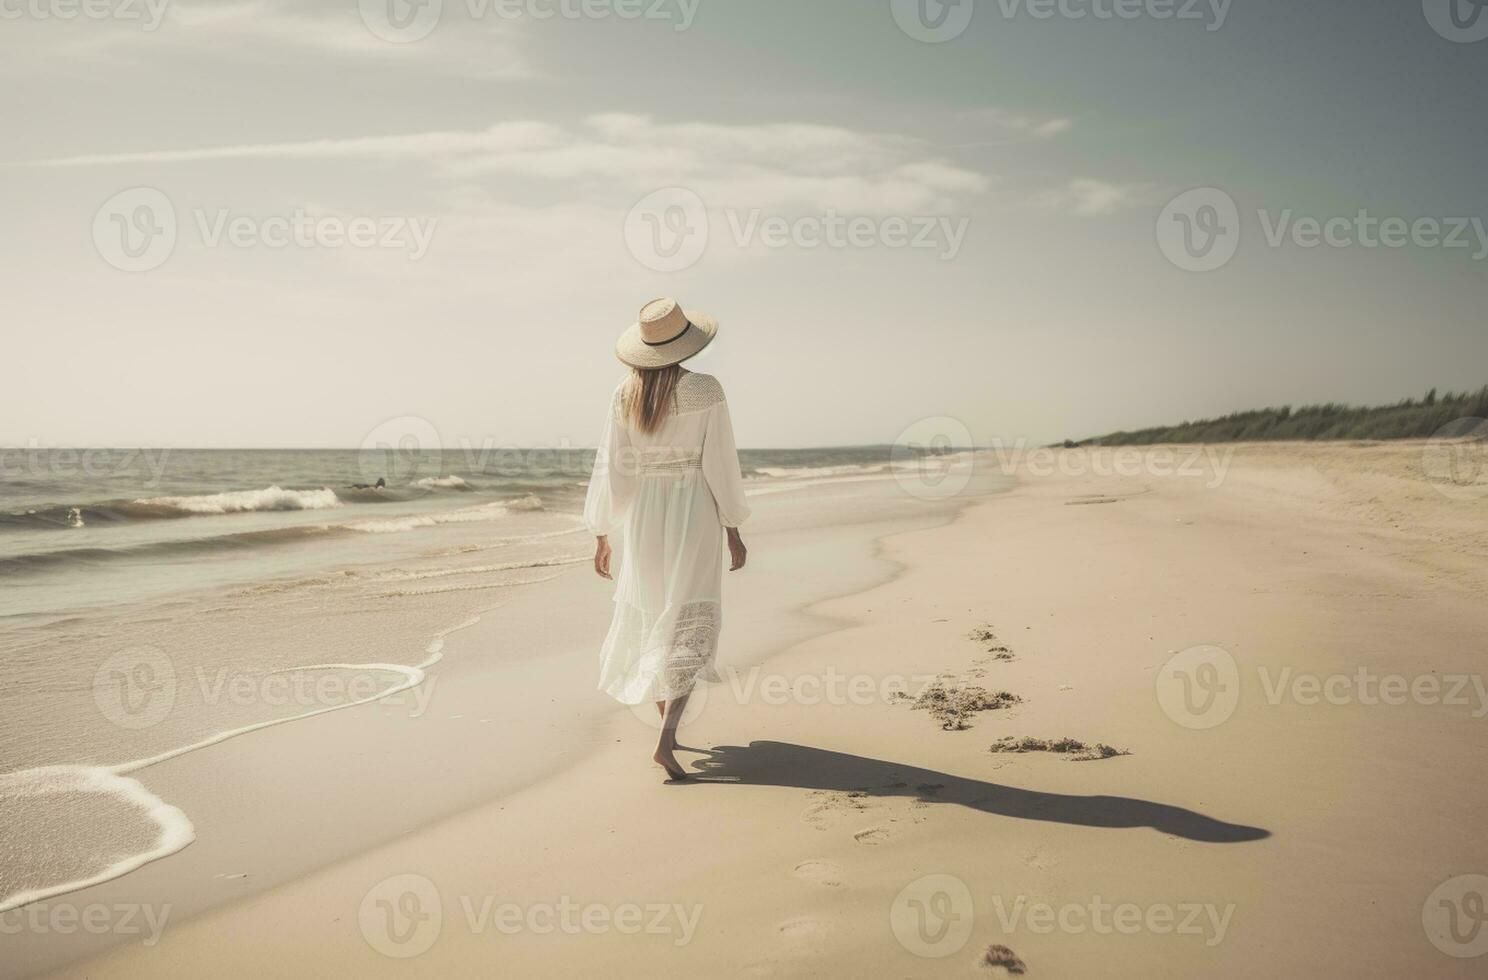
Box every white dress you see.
[583,370,751,705]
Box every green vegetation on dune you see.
[1080,386,1488,446]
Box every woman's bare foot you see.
[653,746,689,781]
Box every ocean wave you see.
[0,495,554,577]
[382,554,589,582]
[0,524,340,578]
[126,486,343,518]
[751,462,889,480]
[0,487,344,532]
[412,475,475,490]
[348,495,544,534]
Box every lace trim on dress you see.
[674,372,725,415]
[611,371,725,423]
[605,598,722,702]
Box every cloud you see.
[1030,178,1146,216]
[0,0,531,79]
[19,114,992,215]
[936,107,1076,149]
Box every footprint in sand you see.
[778,917,827,938]
[853,824,897,846]
[792,860,844,886]
[801,790,873,829]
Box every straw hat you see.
[615,297,719,369]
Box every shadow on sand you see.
[685,740,1269,844]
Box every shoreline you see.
[4,475,991,980]
[16,440,1488,978]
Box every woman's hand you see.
[593,535,613,580]
[726,527,747,571]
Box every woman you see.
[584,298,750,782]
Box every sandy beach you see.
[10,441,1488,978]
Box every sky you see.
[2,0,1486,450]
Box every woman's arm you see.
[701,397,750,571]
[584,389,635,578]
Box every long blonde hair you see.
[623,364,682,434]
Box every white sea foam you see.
[0,614,485,916]
[133,486,342,516]
[752,463,889,479]
[383,555,589,582]
[376,571,569,598]
[348,495,543,534]
[0,766,194,914]
[412,475,472,490]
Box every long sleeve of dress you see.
[701,397,751,528]
[583,393,636,536]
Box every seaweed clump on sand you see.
[968,623,1016,660]
[989,736,1129,762]
[983,944,1028,975]
[910,682,1021,730]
